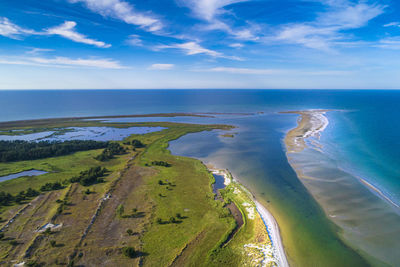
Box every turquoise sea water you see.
[0,89,399,264]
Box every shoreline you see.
[283,109,400,265]
[284,109,399,210]
[209,167,289,267]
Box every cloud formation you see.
[69,0,163,32]
[148,63,174,70]
[178,0,259,40]
[270,1,385,50]
[0,17,36,39]
[0,56,123,69]
[0,17,110,48]
[156,41,242,60]
[46,21,111,48]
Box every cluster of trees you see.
[130,139,145,149]
[40,182,63,192]
[94,143,126,161]
[0,140,109,162]
[0,187,40,207]
[69,166,108,186]
[156,213,184,225]
[152,161,171,167]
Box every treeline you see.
[0,140,109,162]
[0,166,108,208]
[95,143,126,162]
[69,166,108,186]
[152,161,171,167]
[0,188,40,207]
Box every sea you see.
[0,89,399,265]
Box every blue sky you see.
[1,0,400,89]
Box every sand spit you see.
[210,167,289,267]
[282,110,329,153]
[284,109,400,266]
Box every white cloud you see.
[156,41,242,60]
[69,0,163,32]
[179,0,247,21]
[26,48,54,55]
[384,22,400,27]
[126,34,143,46]
[0,56,124,69]
[0,17,36,39]
[375,37,400,50]
[229,43,244,48]
[46,21,111,48]
[178,0,259,40]
[204,66,352,76]
[148,64,174,70]
[270,1,385,51]
[209,67,283,75]
[0,17,110,48]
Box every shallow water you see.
[0,126,165,142]
[0,170,48,182]
[212,174,226,194]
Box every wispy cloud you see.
[126,34,143,46]
[156,41,242,60]
[69,0,163,33]
[375,37,400,49]
[384,22,400,27]
[148,63,174,70]
[204,66,352,76]
[269,1,385,51]
[26,48,54,55]
[46,21,111,48]
[0,17,37,39]
[229,43,244,48]
[0,17,110,48]
[178,0,259,40]
[0,56,124,69]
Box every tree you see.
[126,229,133,236]
[122,247,137,258]
[50,240,57,247]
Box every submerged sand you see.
[283,109,400,265]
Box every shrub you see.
[122,246,137,258]
[50,240,57,247]
[116,204,124,217]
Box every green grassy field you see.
[0,119,272,266]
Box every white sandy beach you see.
[255,200,289,267]
[210,167,289,267]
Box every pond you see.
[0,170,48,182]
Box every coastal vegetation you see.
[94,143,126,161]
[2,117,272,266]
[0,140,108,162]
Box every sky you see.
[0,0,400,89]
